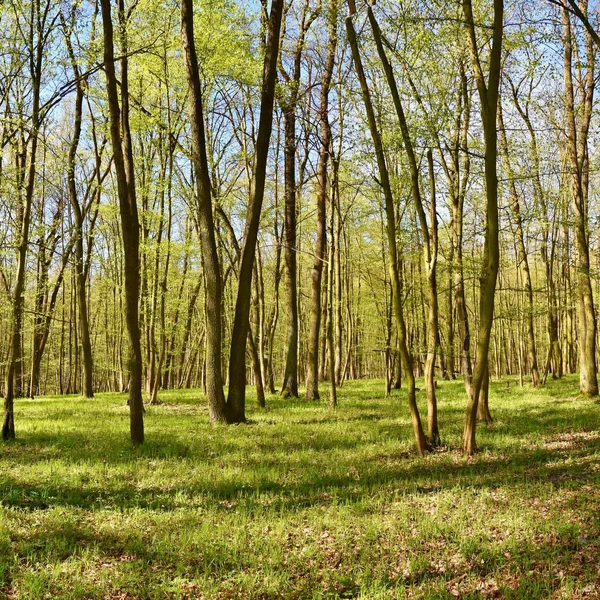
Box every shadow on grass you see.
[3,481,600,600]
[1,420,599,514]
[2,377,598,513]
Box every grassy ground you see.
[0,375,599,599]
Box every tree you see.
[305,0,338,401]
[497,100,540,387]
[346,0,430,455]
[100,0,145,445]
[560,0,598,397]
[226,0,284,423]
[278,0,319,399]
[181,0,228,422]
[366,4,441,446]
[2,0,55,439]
[462,0,504,455]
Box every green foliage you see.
[1,376,599,598]
[191,0,260,86]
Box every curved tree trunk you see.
[346,8,429,455]
[366,8,440,446]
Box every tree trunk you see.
[3,0,46,438]
[561,1,598,397]
[497,103,540,387]
[346,7,429,455]
[181,0,228,421]
[226,0,283,422]
[305,0,337,401]
[281,105,299,398]
[461,0,503,455]
[100,0,144,445]
[366,8,440,446]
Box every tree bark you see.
[461,0,503,455]
[181,0,228,421]
[226,0,284,422]
[100,0,144,445]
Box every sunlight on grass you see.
[1,375,599,598]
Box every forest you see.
[1,0,600,597]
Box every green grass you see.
[1,375,599,599]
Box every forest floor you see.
[0,375,599,599]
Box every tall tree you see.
[366,5,441,446]
[62,5,99,399]
[181,0,228,422]
[497,100,540,387]
[561,0,598,397]
[278,0,318,398]
[306,0,338,401]
[100,0,144,445]
[346,1,430,455]
[226,0,284,422]
[2,0,53,439]
[461,0,503,455]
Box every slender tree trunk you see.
[346,7,429,455]
[305,0,337,401]
[334,200,343,386]
[561,2,598,397]
[461,0,503,455]
[477,361,492,422]
[367,8,440,445]
[498,103,540,387]
[327,209,337,409]
[100,0,144,445]
[226,0,283,422]
[64,21,95,399]
[181,0,228,421]
[281,105,299,398]
[3,0,46,439]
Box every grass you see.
[0,374,599,599]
